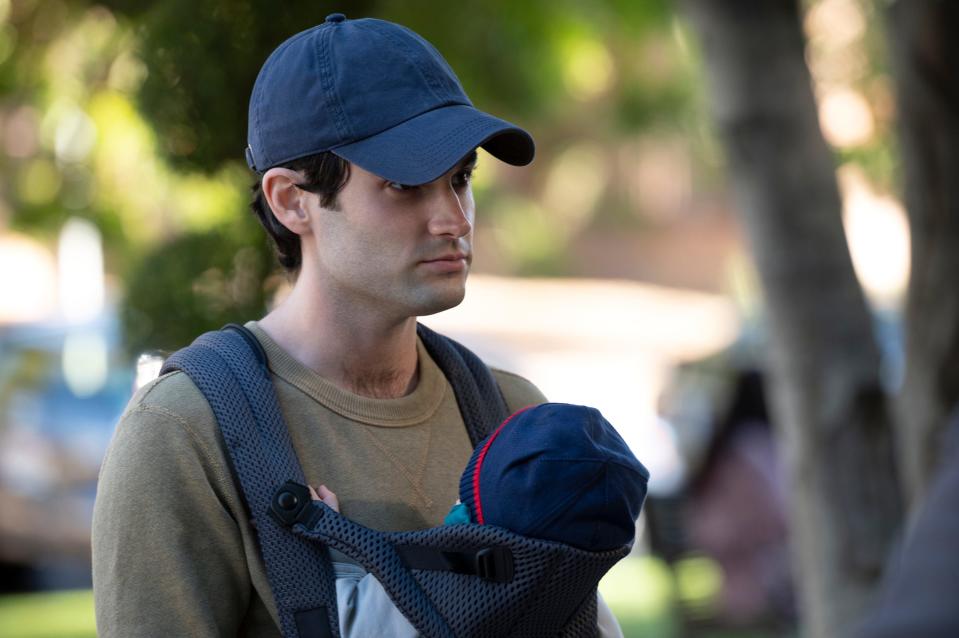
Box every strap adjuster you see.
[395,543,515,583]
[474,546,514,583]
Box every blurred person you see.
[92,14,625,637]
[684,371,795,628]
[856,408,959,638]
[304,403,648,637]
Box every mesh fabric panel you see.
[296,504,628,637]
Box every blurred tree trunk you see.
[681,1,903,636]
[885,0,959,504]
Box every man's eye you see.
[453,170,473,188]
[388,182,415,192]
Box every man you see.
[93,14,622,636]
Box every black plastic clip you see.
[269,480,322,528]
[474,546,514,583]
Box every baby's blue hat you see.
[459,403,650,551]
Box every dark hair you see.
[250,152,351,275]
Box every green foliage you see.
[120,218,276,355]
[94,0,375,172]
[92,0,692,172]
[0,589,96,638]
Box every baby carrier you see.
[161,324,634,638]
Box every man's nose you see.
[427,187,472,238]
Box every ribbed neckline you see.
[246,321,446,427]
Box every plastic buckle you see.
[269,480,321,528]
[474,547,514,583]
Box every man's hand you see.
[309,484,340,513]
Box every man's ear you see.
[262,167,313,235]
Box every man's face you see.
[306,152,477,319]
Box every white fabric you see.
[333,561,624,637]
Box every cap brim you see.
[331,104,534,186]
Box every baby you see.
[311,402,649,637]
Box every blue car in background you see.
[0,312,133,592]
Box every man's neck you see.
[258,276,420,399]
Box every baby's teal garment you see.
[443,502,471,525]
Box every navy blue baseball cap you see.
[459,403,650,552]
[246,13,535,185]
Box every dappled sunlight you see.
[542,142,607,233]
[0,233,57,323]
[601,556,677,630]
[175,166,249,233]
[57,217,103,323]
[16,158,60,206]
[839,164,910,306]
[560,32,615,101]
[3,106,40,158]
[819,87,874,148]
[488,196,565,273]
[52,105,97,164]
[61,331,108,398]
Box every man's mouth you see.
[419,252,470,272]
[422,252,469,263]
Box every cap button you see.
[325,13,346,24]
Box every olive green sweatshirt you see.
[92,322,546,637]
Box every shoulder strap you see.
[161,325,340,638]
[416,322,511,446]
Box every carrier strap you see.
[415,323,510,446]
[161,323,511,638]
[161,328,341,638]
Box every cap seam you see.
[317,23,354,146]
[252,26,324,169]
[521,462,609,542]
[373,22,449,105]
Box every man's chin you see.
[413,283,467,317]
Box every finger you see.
[318,484,340,513]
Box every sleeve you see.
[92,402,251,638]
[334,563,419,638]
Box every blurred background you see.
[1,0,956,636]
